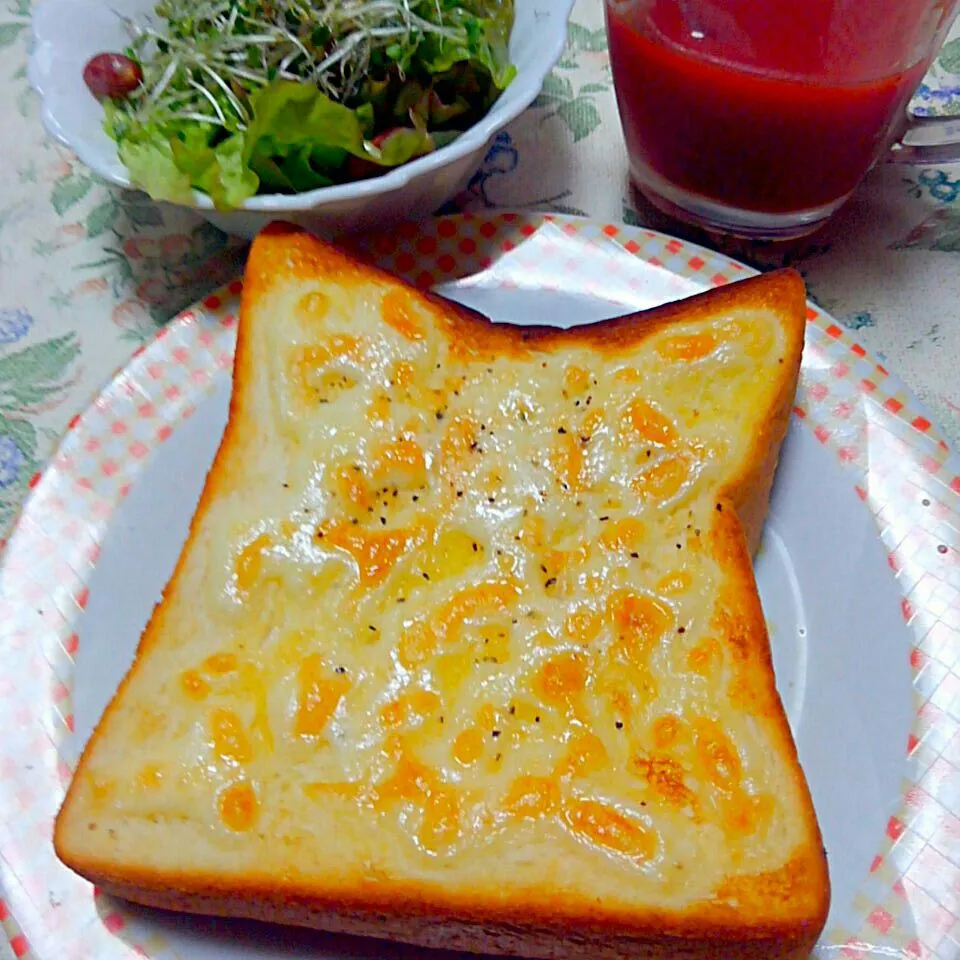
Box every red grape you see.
[83,53,143,102]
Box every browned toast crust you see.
[55,223,827,960]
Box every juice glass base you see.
[631,163,852,241]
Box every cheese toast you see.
[55,224,829,959]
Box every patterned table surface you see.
[1,3,960,959]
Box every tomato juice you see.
[606,0,945,217]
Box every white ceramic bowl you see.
[28,0,573,239]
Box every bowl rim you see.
[29,0,575,212]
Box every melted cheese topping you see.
[82,277,808,910]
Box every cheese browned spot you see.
[536,652,589,712]
[289,336,363,404]
[562,799,656,861]
[329,464,369,514]
[621,398,677,447]
[295,655,351,738]
[608,590,673,672]
[381,289,425,341]
[235,533,272,596]
[318,522,422,586]
[453,727,486,767]
[381,690,441,729]
[557,732,608,779]
[631,751,694,809]
[373,438,428,489]
[373,752,462,854]
[296,290,330,321]
[632,452,693,502]
[504,776,560,819]
[210,708,254,764]
[203,652,238,675]
[179,669,210,700]
[136,765,164,790]
[219,782,258,832]
[656,332,718,363]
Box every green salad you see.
[84,0,516,209]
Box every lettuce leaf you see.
[108,81,448,205]
[415,0,516,89]
[170,127,259,209]
[244,81,436,193]
[116,132,197,206]
[108,114,259,209]
[106,100,197,205]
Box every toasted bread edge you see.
[54,224,828,958]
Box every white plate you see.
[1,213,959,960]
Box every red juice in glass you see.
[605,0,958,237]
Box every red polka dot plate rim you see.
[0,212,957,960]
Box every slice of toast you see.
[55,224,829,959]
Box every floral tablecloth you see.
[0,3,959,960]
[0,1,959,539]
